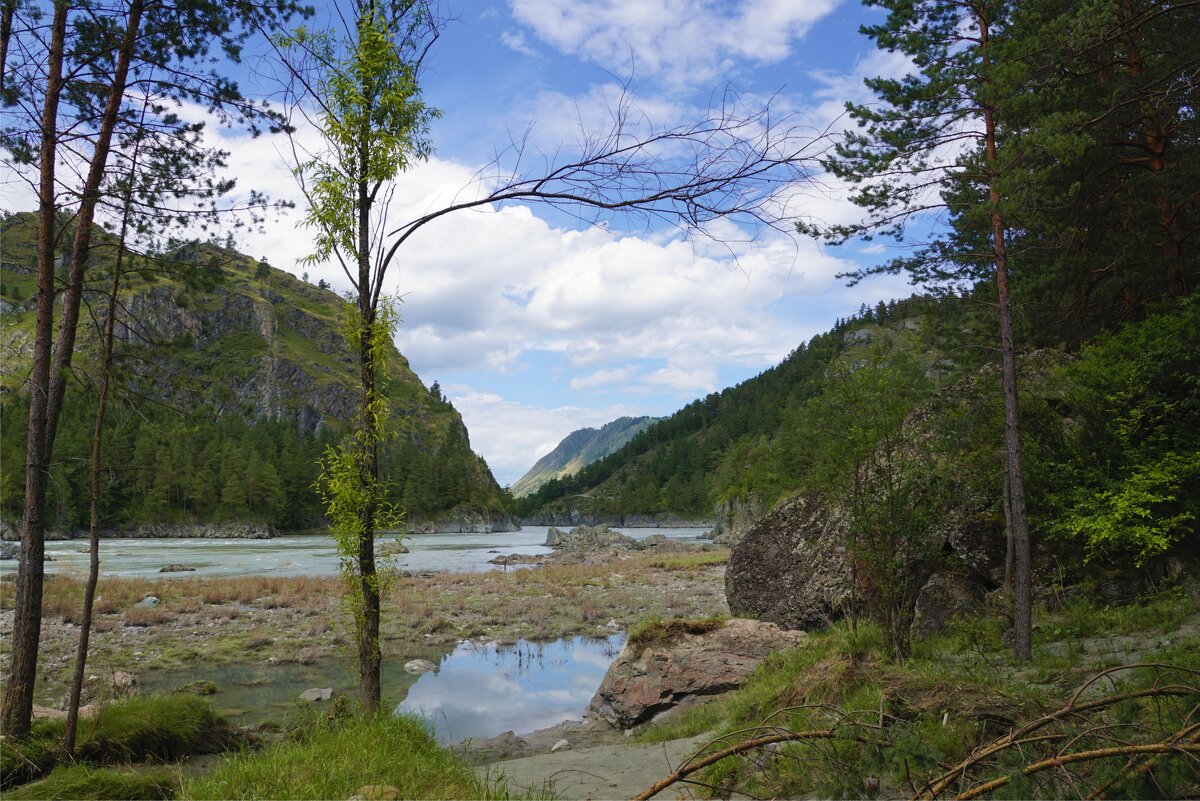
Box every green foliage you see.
[1042,301,1200,563]
[5,766,178,801]
[181,713,495,801]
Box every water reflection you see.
[397,634,624,743]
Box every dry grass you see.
[122,607,173,627]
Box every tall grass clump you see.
[182,713,496,800]
[4,765,178,800]
[1,695,226,792]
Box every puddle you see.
[139,633,624,742]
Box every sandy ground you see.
[478,733,714,801]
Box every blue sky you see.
[8,1,922,486]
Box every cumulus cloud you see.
[508,0,841,88]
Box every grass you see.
[632,585,1200,800]
[626,616,726,650]
[5,765,178,800]
[0,695,228,791]
[181,713,498,801]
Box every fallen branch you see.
[954,741,1200,800]
[915,683,1197,799]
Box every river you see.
[36,526,712,579]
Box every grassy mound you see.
[626,616,726,650]
[0,695,228,791]
[4,765,178,800]
[182,713,497,800]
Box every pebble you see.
[551,738,570,752]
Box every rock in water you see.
[588,618,807,729]
[725,494,853,630]
[404,659,436,675]
[544,524,637,551]
[300,687,333,703]
[159,563,195,573]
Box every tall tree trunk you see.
[356,137,382,711]
[980,7,1033,664]
[2,1,67,738]
[44,0,143,456]
[64,105,145,751]
[0,0,15,95]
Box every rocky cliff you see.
[0,213,513,532]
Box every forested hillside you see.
[0,213,510,532]
[510,416,659,498]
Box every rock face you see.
[129,521,274,539]
[588,619,807,729]
[725,494,853,630]
[708,494,764,547]
[406,510,520,534]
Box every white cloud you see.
[569,365,640,391]
[509,0,841,88]
[499,30,540,58]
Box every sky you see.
[6,1,922,487]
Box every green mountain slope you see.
[0,212,512,533]
[510,416,659,498]
[513,297,988,525]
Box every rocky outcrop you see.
[708,494,764,546]
[127,521,275,539]
[588,619,808,729]
[405,510,520,534]
[725,494,853,630]
[522,509,708,528]
[544,524,637,550]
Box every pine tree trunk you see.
[2,1,67,738]
[44,0,143,455]
[979,9,1033,664]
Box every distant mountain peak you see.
[510,416,659,498]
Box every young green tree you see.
[275,0,830,708]
[798,350,936,657]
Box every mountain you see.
[512,297,985,528]
[0,212,513,533]
[510,416,659,498]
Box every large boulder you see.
[725,494,854,630]
[911,571,985,637]
[588,619,807,729]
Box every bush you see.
[182,713,494,800]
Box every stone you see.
[300,687,333,702]
[159,563,195,573]
[588,618,807,729]
[911,572,985,637]
[352,785,400,801]
[404,659,436,675]
[0,541,18,560]
[550,738,570,752]
[725,494,854,630]
[709,494,765,547]
[111,671,137,690]
[641,534,669,547]
[135,595,161,608]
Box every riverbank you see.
[0,548,729,709]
